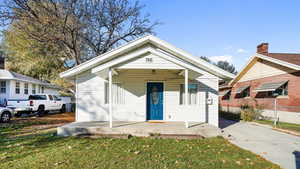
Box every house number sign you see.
[146,57,153,63]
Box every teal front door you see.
[147,82,163,120]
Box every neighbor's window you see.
[15,82,20,94]
[241,87,250,98]
[180,84,198,105]
[0,81,6,94]
[266,91,273,97]
[223,90,231,100]
[275,82,288,96]
[104,82,125,104]
[32,84,36,94]
[24,83,29,94]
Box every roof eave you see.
[60,35,236,80]
[230,53,300,86]
[256,53,300,70]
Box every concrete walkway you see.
[221,120,300,169]
[57,121,221,138]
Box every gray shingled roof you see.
[0,69,61,89]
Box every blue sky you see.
[142,0,300,70]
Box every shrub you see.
[240,104,250,110]
[240,104,263,121]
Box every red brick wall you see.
[220,71,300,112]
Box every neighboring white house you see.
[60,35,235,127]
[0,69,61,105]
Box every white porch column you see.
[108,68,113,128]
[184,69,189,128]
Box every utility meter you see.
[207,98,213,105]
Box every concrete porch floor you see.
[57,121,221,138]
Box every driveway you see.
[221,119,300,169]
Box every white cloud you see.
[236,48,247,53]
[210,55,233,63]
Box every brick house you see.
[219,43,300,124]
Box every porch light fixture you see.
[152,69,156,74]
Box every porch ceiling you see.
[94,69,201,80]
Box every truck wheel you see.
[60,104,66,113]
[37,106,45,117]
[0,111,11,123]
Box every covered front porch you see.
[57,121,221,138]
[90,56,219,127]
[71,38,221,128]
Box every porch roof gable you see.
[91,46,214,77]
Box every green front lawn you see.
[0,120,280,169]
[255,120,300,133]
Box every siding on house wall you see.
[76,69,219,126]
[0,79,61,100]
[44,88,60,95]
[9,80,38,99]
[199,75,219,126]
[76,71,107,122]
[239,59,295,82]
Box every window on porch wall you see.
[179,84,198,105]
[104,82,125,104]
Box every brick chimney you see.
[257,43,268,54]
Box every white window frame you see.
[41,86,44,93]
[24,83,29,94]
[241,87,250,98]
[0,81,6,94]
[276,82,288,96]
[104,82,125,104]
[32,84,36,94]
[15,82,20,94]
[179,83,199,105]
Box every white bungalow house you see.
[0,69,61,105]
[60,35,235,127]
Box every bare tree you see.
[0,0,158,65]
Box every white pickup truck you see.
[7,94,66,116]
